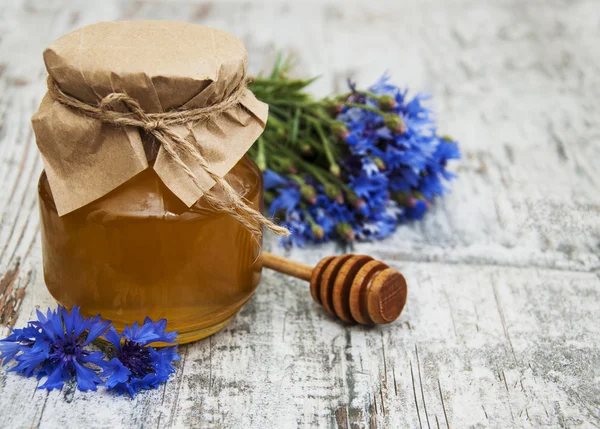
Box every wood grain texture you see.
[1,0,599,428]
[333,255,372,323]
[262,251,314,281]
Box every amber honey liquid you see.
[38,157,262,344]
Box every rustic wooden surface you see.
[1,0,599,428]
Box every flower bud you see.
[300,184,317,205]
[354,198,367,210]
[327,103,344,116]
[392,191,411,206]
[373,157,386,171]
[329,164,341,178]
[278,159,297,174]
[325,183,344,203]
[336,223,356,241]
[384,115,407,134]
[350,197,368,215]
[331,121,350,140]
[393,191,430,211]
[325,183,338,199]
[339,129,351,142]
[284,164,297,175]
[410,199,428,219]
[301,144,312,155]
[378,95,397,111]
[346,190,360,206]
[311,224,325,240]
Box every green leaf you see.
[290,108,301,146]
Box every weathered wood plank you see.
[0,0,599,428]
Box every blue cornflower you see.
[433,137,461,178]
[263,169,289,190]
[358,219,396,240]
[102,317,179,397]
[279,209,311,247]
[406,199,429,220]
[0,306,110,391]
[269,187,301,216]
[311,206,337,237]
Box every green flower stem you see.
[341,102,387,117]
[302,209,318,226]
[324,172,354,195]
[274,144,356,197]
[266,111,290,127]
[298,138,324,154]
[303,110,338,126]
[267,104,292,119]
[274,145,331,185]
[311,120,339,171]
[247,57,366,206]
[256,137,267,171]
[303,163,332,187]
[252,77,318,90]
[290,107,301,145]
[289,174,306,186]
[269,154,296,173]
[266,100,321,109]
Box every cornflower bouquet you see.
[249,56,460,246]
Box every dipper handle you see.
[261,252,408,325]
[261,251,313,281]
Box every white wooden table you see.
[1,1,599,427]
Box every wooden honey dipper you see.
[261,252,408,325]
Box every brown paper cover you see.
[32,21,267,215]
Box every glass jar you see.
[38,155,263,344]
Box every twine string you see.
[46,76,289,237]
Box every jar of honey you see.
[38,156,262,343]
[32,21,280,343]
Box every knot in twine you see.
[46,76,289,238]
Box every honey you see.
[38,156,263,343]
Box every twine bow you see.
[46,76,289,238]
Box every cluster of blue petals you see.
[0,306,179,398]
[103,318,179,397]
[267,75,460,247]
